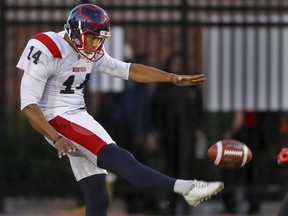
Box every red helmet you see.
[64,4,111,61]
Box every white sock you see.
[174,179,194,195]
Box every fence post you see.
[0,0,6,213]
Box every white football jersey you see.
[17,31,130,120]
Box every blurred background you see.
[1,0,288,215]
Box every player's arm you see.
[128,63,206,86]
[20,71,61,141]
[22,103,61,143]
[18,41,79,158]
[22,103,77,158]
[20,73,77,159]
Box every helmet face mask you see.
[64,4,111,61]
[74,30,106,61]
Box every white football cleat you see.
[183,180,224,206]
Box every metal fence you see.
[1,0,288,214]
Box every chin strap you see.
[77,49,105,62]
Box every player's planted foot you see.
[183,180,224,206]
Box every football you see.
[207,139,253,168]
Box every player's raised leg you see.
[97,144,224,206]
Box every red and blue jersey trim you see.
[33,33,62,59]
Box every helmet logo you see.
[100,30,110,38]
[74,38,81,46]
[78,5,110,30]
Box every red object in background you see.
[244,111,257,128]
[280,116,288,134]
[278,148,288,165]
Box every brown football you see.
[207,139,253,168]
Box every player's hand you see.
[278,148,288,165]
[54,137,78,159]
[172,74,206,86]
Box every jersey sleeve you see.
[93,51,130,80]
[17,39,56,109]
[20,73,47,110]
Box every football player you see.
[17,4,224,216]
